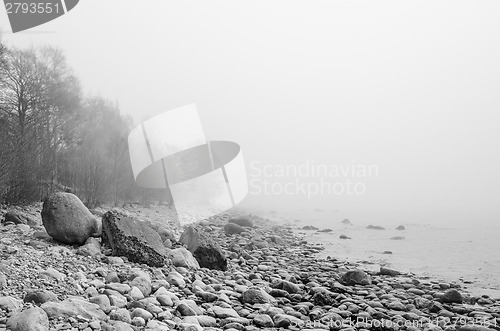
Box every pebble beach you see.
[0,200,499,331]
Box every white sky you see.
[1,1,499,225]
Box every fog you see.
[2,1,500,227]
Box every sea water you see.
[262,210,500,298]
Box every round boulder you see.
[441,289,463,304]
[41,193,100,245]
[340,269,372,286]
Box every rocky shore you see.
[0,196,499,331]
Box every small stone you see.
[131,316,146,327]
[129,286,144,301]
[109,308,131,323]
[130,308,153,321]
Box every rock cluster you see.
[0,202,498,331]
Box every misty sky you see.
[2,1,499,226]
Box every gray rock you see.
[339,234,351,239]
[441,289,463,304]
[342,219,352,225]
[169,247,200,269]
[380,266,400,276]
[89,295,111,313]
[253,314,274,327]
[180,226,227,271]
[109,308,131,323]
[129,275,152,297]
[0,296,23,312]
[76,237,102,257]
[340,269,372,286]
[211,306,239,318]
[4,210,38,227]
[366,225,385,230]
[24,290,58,305]
[131,307,153,321]
[224,223,246,235]
[228,217,253,227]
[41,297,106,320]
[395,225,405,230]
[166,271,185,288]
[241,287,275,304]
[271,279,300,294]
[41,192,100,245]
[101,211,167,267]
[6,307,49,331]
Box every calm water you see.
[262,211,500,298]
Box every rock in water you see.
[339,234,351,239]
[41,192,100,245]
[340,269,372,286]
[228,216,254,227]
[395,225,405,230]
[366,225,385,230]
[341,219,352,225]
[101,211,167,267]
[302,225,319,230]
[7,307,49,331]
[223,223,246,235]
[180,226,227,271]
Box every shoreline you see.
[0,203,499,330]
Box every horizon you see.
[2,1,499,227]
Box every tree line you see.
[0,43,154,206]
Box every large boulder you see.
[7,307,49,331]
[180,226,227,271]
[228,217,253,227]
[41,193,100,245]
[101,211,167,267]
